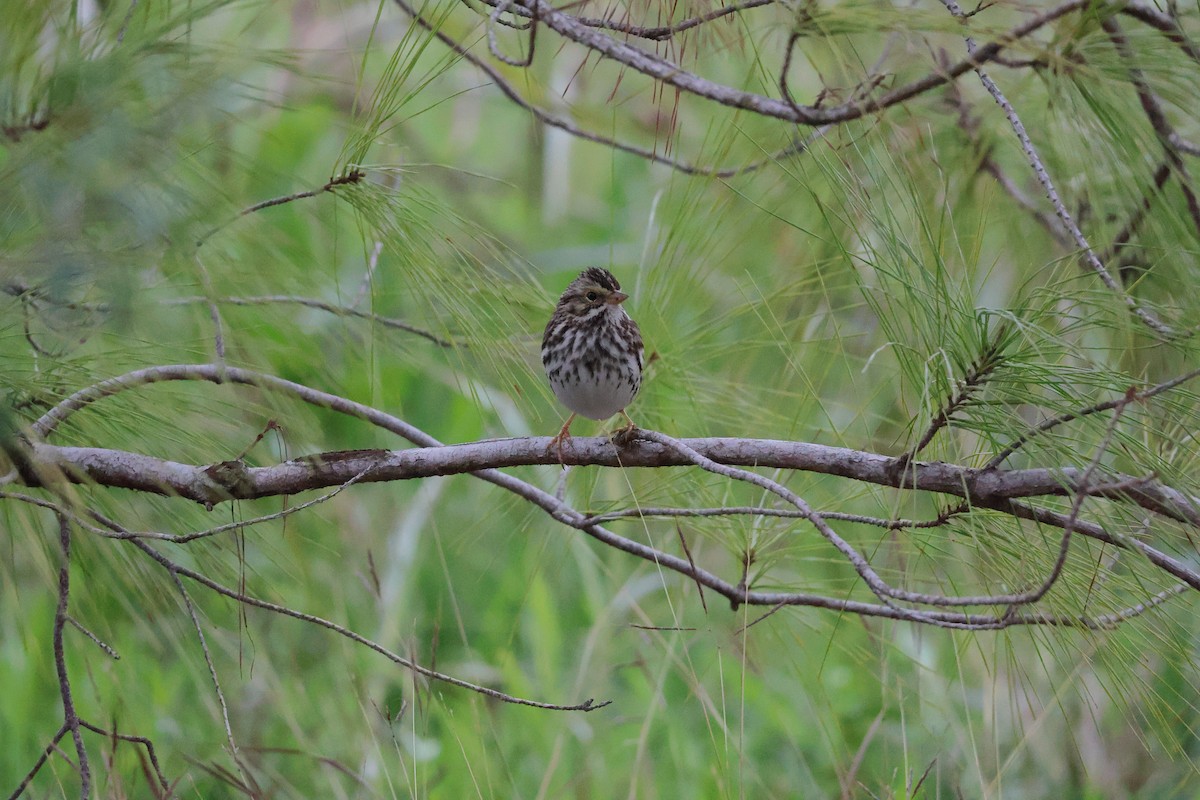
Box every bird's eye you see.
[585,291,599,302]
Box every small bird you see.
[541,267,645,448]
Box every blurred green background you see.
[3,0,1200,797]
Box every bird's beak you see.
[607,291,629,305]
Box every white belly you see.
[550,368,638,420]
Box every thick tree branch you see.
[20,435,1200,528]
[11,363,1199,630]
[23,362,1200,537]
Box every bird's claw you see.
[609,421,638,447]
[550,415,576,466]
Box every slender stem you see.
[52,514,89,799]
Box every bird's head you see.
[555,267,629,317]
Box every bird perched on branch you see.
[541,267,644,449]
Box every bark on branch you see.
[17,437,1200,530]
[7,363,1200,631]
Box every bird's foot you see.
[549,414,576,465]
[609,411,638,446]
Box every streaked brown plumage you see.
[541,267,644,446]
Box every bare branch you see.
[675,521,708,614]
[124,536,609,711]
[52,513,89,799]
[1119,1,1200,63]
[19,362,1200,526]
[167,567,245,778]
[196,169,366,246]
[65,617,120,660]
[21,431,1200,528]
[392,0,828,177]
[939,0,1174,337]
[583,502,968,530]
[488,0,1088,126]
[578,0,776,41]
[986,368,1200,469]
[76,720,171,796]
[6,724,69,800]
[170,295,457,347]
[11,363,1200,630]
[1103,17,1200,246]
[1000,391,1133,611]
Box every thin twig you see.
[1001,391,1133,611]
[237,169,367,216]
[196,169,366,247]
[779,31,805,115]
[904,329,1008,460]
[574,0,776,41]
[193,257,226,365]
[487,0,538,66]
[167,568,246,781]
[986,367,1200,469]
[636,429,1053,610]
[76,720,171,796]
[392,0,826,177]
[125,536,609,711]
[675,521,708,614]
[945,81,1068,244]
[395,0,1089,171]
[940,0,1174,337]
[582,503,967,530]
[1103,17,1200,246]
[0,465,372,546]
[65,616,119,659]
[6,724,69,800]
[169,295,455,347]
[116,0,139,44]
[75,466,373,544]
[52,513,89,799]
[1000,499,1200,594]
[505,0,1088,126]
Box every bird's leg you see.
[609,410,638,444]
[549,413,576,464]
